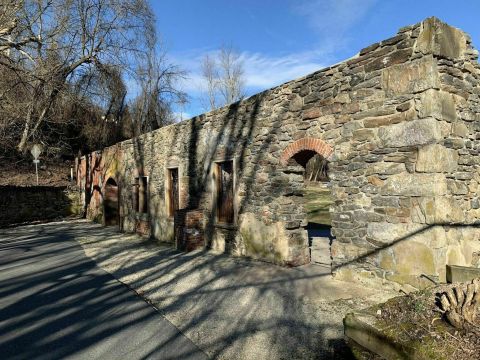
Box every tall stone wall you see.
[330,17,480,287]
[78,17,480,288]
[0,185,82,227]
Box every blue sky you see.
[150,0,480,119]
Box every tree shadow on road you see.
[0,222,206,360]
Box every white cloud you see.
[173,0,378,98]
[241,51,328,89]
[174,49,329,96]
[170,0,378,115]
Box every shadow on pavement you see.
[0,222,207,360]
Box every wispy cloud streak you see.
[171,0,378,114]
[174,49,329,96]
[293,0,378,40]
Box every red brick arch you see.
[279,138,333,166]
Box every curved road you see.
[0,222,207,360]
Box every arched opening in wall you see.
[287,149,333,267]
[104,177,119,227]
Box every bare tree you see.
[0,0,155,154]
[0,1,20,58]
[200,45,245,111]
[201,54,219,111]
[218,46,245,105]
[72,64,128,151]
[305,154,330,182]
[130,37,187,135]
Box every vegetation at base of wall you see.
[92,213,104,224]
[350,283,480,360]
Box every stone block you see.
[452,122,469,137]
[416,144,458,172]
[302,108,323,120]
[344,312,411,360]
[363,107,416,128]
[341,121,363,137]
[425,226,447,249]
[378,118,442,148]
[379,250,395,271]
[364,48,412,72]
[393,240,435,275]
[380,173,447,196]
[288,95,303,111]
[359,42,380,55]
[382,34,408,46]
[417,89,457,122]
[446,264,480,283]
[331,242,369,263]
[239,212,291,265]
[382,56,439,96]
[447,246,466,266]
[412,197,464,224]
[365,162,406,176]
[352,128,376,142]
[447,179,469,195]
[396,101,412,112]
[367,222,424,246]
[415,17,468,60]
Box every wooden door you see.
[216,161,234,224]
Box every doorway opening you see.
[301,152,332,266]
[215,160,235,224]
[104,177,119,226]
[287,149,333,266]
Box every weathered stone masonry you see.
[78,17,480,288]
[0,186,82,227]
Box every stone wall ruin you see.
[77,17,480,288]
[0,185,82,227]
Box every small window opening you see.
[215,161,234,224]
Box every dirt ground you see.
[0,161,71,186]
[75,220,397,359]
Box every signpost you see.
[30,144,42,185]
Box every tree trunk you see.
[17,104,34,154]
[17,87,59,154]
[439,279,480,333]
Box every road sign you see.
[30,144,43,185]
[31,144,42,160]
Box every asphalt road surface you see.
[0,221,207,360]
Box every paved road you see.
[0,221,207,360]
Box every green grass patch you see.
[302,184,333,226]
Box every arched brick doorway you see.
[104,178,119,226]
[280,138,333,267]
[280,138,333,166]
